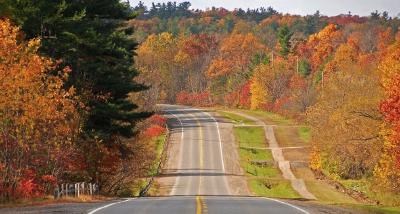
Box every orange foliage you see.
[375,41,400,191]
[307,24,343,71]
[0,19,79,200]
[144,125,166,138]
[207,33,265,77]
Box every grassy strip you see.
[235,126,265,148]
[217,110,256,125]
[149,134,167,176]
[0,195,111,208]
[242,110,293,125]
[233,126,300,198]
[249,179,300,199]
[298,126,311,143]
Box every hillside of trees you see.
[131,1,400,204]
[1,0,399,205]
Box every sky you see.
[129,0,400,17]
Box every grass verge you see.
[0,195,111,208]
[217,110,256,125]
[242,110,293,125]
[249,179,300,199]
[232,124,300,198]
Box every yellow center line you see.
[196,196,202,214]
[195,114,207,214]
[196,116,203,195]
[196,196,208,214]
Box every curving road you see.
[88,105,309,214]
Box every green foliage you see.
[4,0,150,143]
[277,25,293,58]
[298,59,311,77]
[249,52,270,72]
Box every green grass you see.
[232,126,300,198]
[234,126,266,148]
[240,148,279,177]
[249,178,300,199]
[298,126,311,143]
[217,111,255,125]
[243,110,293,125]
[149,134,167,176]
[155,134,167,157]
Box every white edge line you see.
[164,110,184,196]
[262,197,310,214]
[87,198,133,214]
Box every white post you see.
[66,184,68,197]
[82,182,85,195]
[76,183,79,197]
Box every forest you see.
[0,0,399,206]
[131,1,400,202]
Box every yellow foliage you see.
[250,78,268,110]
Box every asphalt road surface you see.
[88,105,309,214]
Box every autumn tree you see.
[250,59,294,110]
[306,24,343,72]
[137,32,178,104]
[3,0,152,194]
[307,64,383,179]
[374,40,400,192]
[207,33,266,103]
[0,19,79,200]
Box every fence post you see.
[78,183,80,197]
[81,182,85,195]
[54,185,59,199]
[66,184,69,197]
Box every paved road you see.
[88,105,309,214]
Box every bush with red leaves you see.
[176,91,211,106]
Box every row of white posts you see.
[54,183,98,199]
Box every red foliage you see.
[224,91,238,107]
[239,82,251,108]
[148,114,167,126]
[380,74,400,166]
[223,82,251,108]
[41,175,57,185]
[176,91,211,106]
[144,125,166,138]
